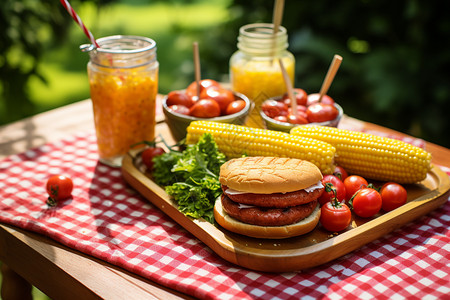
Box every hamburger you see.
[214,156,324,239]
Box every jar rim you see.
[239,23,287,39]
[81,35,156,54]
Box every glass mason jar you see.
[230,23,295,128]
[81,35,159,167]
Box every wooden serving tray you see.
[121,152,450,272]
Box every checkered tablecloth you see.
[0,131,449,299]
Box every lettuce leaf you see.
[152,133,226,223]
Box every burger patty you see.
[221,194,318,226]
[223,185,324,208]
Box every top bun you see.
[219,157,322,194]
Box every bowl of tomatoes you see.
[259,88,343,133]
[163,79,251,141]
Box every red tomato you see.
[380,182,407,212]
[46,175,73,206]
[344,175,368,200]
[226,99,246,115]
[306,103,339,123]
[318,175,346,205]
[168,104,190,115]
[306,93,335,105]
[286,113,308,124]
[166,90,194,108]
[282,88,307,106]
[200,87,235,114]
[273,115,288,122]
[142,147,165,170]
[189,99,221,118]
[261,100,289,118]
[320,200,352,232]
[186,79,221,99]
[351,188,382,218]
[333,166,348,181]
[288,105,307,113]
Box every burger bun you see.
[219,157,322,194]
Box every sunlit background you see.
[2,0,450,148]
[1,0,450,297]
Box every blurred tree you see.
[199,0,450,147]
[0,0,116,125]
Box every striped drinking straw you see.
[59,0,100,49]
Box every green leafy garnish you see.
[152,133,226,223]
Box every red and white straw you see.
[60,0,100,48]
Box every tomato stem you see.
[324,182,343,208]
[46,197,57,207]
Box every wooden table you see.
[1,99,449,299]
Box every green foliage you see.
[198,0,450,147]
[1,0,449,147]
[0,0,113,124]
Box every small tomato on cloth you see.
[46,175,73,207]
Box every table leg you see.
[1,263,33,300]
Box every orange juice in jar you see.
[82,35,158,167]
[230,23,295,128]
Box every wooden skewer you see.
[318,54,343,102]
[279,59,297,115]
[193,42,201,99]
[271,0,285,61]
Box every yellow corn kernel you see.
[186,121,336,174]
[290,125,432,183]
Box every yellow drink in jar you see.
[89,68,157,162]
[84,35,158,167]
[229,23,295,128]
[231,58,294,100]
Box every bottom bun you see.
[214,197,321,239]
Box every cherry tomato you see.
[166,90,194,108]
[200,87,235,114]
[189,98,221,118]
[306,103,339,123]
[186,79,221,99]
[351,188,382,218]
[288,105,307,113]
[320,199,352,232]
[273,115,288,122]
[306,93,335,106]
[142,147,165,170]
[261,100,289,118]
[46,175,73,206]
[226,99,246,115]
[344,175,368,200]
[333,166,348,181]
[286,113,308,125]
[380,182,407,212]
[282,88,308,106]
[318,175,346,206]
[168,104,190,115]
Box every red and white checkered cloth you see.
[0,131,449,299]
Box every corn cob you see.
[186,121,336,174]
[290,125,432,183]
